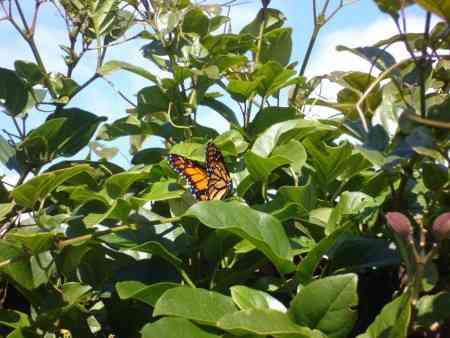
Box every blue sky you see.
[0,0,431,177]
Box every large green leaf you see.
[356,292,411,338]
[0,67,28,116]
[303,139,352,189]
[90,0,119,36]
[256,182,317,221]
[97,61,158,83]
[154,287,237,326]
[218,309,326,337]
[6,230,58,255]
[11,164,93,208]
[260,28,292,66]
[185,201,294,273]
[141,317,220,338]
[327,191,380,235]
[201,97,240,125]
[416,292,450,327]
[240,8,285,36]
[416,0,450,21]
[116,281,178,307]
[249,107,297,137]
[252,119,333,157]
[244,151,290,182]
[289,274,358,338]
[0,203,14,222]
[230,285,287,313]
[327,235,400,272]
[0,135,20,173]
[0,309,30,329]
[296,226,351,285]
[254,61,296,97]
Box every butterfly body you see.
[168,142,232,201]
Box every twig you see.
[102,76,137,107]
[30,0,42,34]
[419,12,431,118]
[404,111,450,129]
[356,58,413,132]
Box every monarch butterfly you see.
[167,142,232,201]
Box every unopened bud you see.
[386,212,413,240]
[432,213,450,241]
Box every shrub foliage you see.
[0,0,450,337]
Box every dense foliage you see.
[0,0,450,337]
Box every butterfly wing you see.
[167,154,209,201]
[205,142,232,200]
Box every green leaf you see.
[141,317,220,338]
[62,282,92,305]
[0,203,14,222]
[213,130,249,156]
[7,328,40,338]
[185,201,294,273]
[256,182,317,221]
[372,0,403,18]
[0,67,28,116]
[14,61,44,85]
[218,309,325,337]
[116,281,178,307]
[182,8,210,36]
[154,287,237,326]
[416,0,450,21]
[137,86,170,115]
[416,292,450,327]
[356,292,411,338]
[91,0,119,36]
[227,79,260,102]
[6,230,57,255]
[132,179,185,204]
[20,109,106,164]
[241,8,286,36]
[296,226,351,285]
[0,135,20,172]
[132,147,166,165]
[11,164,92,208]
[289,274,358,338]
[327,191,380,235]
[244,151,290,182]
[327,235,400,272]
[130,241,183,269]
[230,285,287,312]
[260,28,292,66]
[249,107,297,137]
[0,310,30,329]
[254,61,296,97]
[0,240,25,264]
[422,162,448,190]
[201,97,240,126]
[105,170,148,198]
[89,141,118,160]
[303,140,352,189]
[155,10,183,33]
[252,119,333,157]
[272,139,307,173]
[336,45,397,73]
[97,61,158,83]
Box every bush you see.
[0,0,449,337]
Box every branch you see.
[356,58,413,132]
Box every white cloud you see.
[305,13,438,118]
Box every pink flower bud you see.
[386,212,413,240]
[432,213,450,241]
